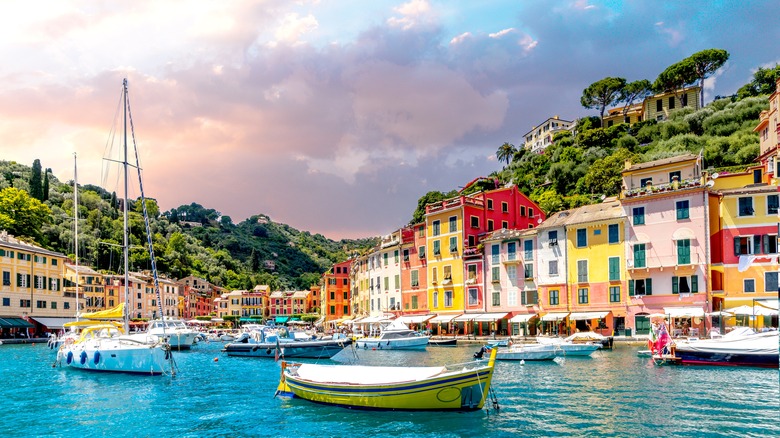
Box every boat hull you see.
[674,331,779,368]
[675,349,778,368]
[429,339,457,347]
[556,343,601,357]
[496,344,558,361]
[58,338,170,375]
[278,349,497,411]
[224,339,351,359]
[355,336,429,350]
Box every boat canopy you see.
[80,303,125,320]
[509,314,536,323]
[569,311,609,321]
[663,306,705,318]
[275,316,290,323]
[541,312,570,321]
[397,314,435,324]
[429,314,460,323]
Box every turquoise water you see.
[0,342,777,437]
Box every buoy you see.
[520,360,525,365]
[31,343,35,346]
[213,357,219,362]
[93,351,101,365]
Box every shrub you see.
[635,123,660,144]
[616,135,639,151]
[660,119,690,139]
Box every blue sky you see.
[0,0,777,239]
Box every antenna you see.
[705,180,715,188]
[537,218,543,224]
[711,172,719,180]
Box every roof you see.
[624,153,698,173]
[537,199,625,229]
[522,116,574,137]
[482,227,536,242]
[64,264,102,275]
[718,183,779,196]
[0,232,66,258]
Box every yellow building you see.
[0,231,73,334]
[63,263,105,313]
[643,86,701,122]
[603,103,643,128]
[425,205,463,317]
[754,77,779,186]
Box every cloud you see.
[387,0,436,30]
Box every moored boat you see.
[495,343,559,361]
[429,338,457,347]
[673,327,778,368]
[275,347,498,410]
[223,327,350,359]
[355,320,429,350]
[536,336,601,357]
[147,318,199,350]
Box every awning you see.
[541,312,570,321]
[724,305,778,316]
[509,314,537,323]
[29,316,77,329]
[0,317,35,328]
[274,316,290,323]
[569,311,609,321]
[663,306,705,318]
[360,315,392,323]
[672,228,696,241]
[397,314,435,324]
[453,314,478,322]
[430,314,460,323]
[473,312,508,322]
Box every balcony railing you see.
[627,252,701,269]
[426,196,484,213]
[623,178,703,198]
[462,246,483,258]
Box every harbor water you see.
[1,342,777,437]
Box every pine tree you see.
[30,159,43,200]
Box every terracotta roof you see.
[538,200,625,229]
[624,153,698,172]
[482,227,536,242]
[718,184,779,196]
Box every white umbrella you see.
[705,311,733,317]
[723,305,755,315]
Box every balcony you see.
[462,246,483,259]
[627,252,701,270]
[426,195,485,214]
[623,178,703,199]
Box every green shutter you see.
[691,275,698,293]
[733,238,741,256]
[628,279,635,296]
[57,279,60,290]
[672,276,679,294]
[646,278,652,295]
[763,235,770,254]
[17,273,22,287]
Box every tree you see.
[620,80,653,117]
[496,142,517,166]
[43,168,50,202]
[0,187,51,241]
[653,61,693,102]
[581,77,627,126]
[410,190,455,225]
[30,159,43,201]
[688,49,729,107]
[737,64,780,98]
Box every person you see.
[655,320,671,355]
[648,320,659,354]
[473,345,490,359]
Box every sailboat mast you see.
[74,153,80,321]
[123,78,130,333]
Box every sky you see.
[0,0,777,240]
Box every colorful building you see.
[643,86,701,122]
[400,224,428,314]
[522,115,574,154]
[377,230,403,315]
[621,154,710,336]
[322,260,351,322]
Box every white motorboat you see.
[495,343,559,361]
[673,327,778,368]
[147,318,199,350]
[355,320,429,350]
[536,335,601,357]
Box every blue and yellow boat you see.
[275,347,497,410]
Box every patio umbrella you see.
[705,311,733,317]
[723,305,755,315]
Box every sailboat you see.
[56,79,174,375]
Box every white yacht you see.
[355,319,429,350]
[147,318,199,350]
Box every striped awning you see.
[509,314,537,323]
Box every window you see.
[432,220,441,236]
[394,275,400,290]
[468,288,478,306]
[443,265,452,281]
[576,228,587,247]
[677,239,691,265]
[608,257,620,281]
[669,171,681,182]
[672,275,698,294]
[394,250,399,264]
[411,296,418,309]
[467,264,477,283]
[444,291,453,307]
[64,302,70,310]
[432,291,438,308]
[491,266,500,283]
[549,290,559,305]
[577,260,588,283]
[419,246,426,259]
[524,239,533,260]
[764,235,778,254]
[470,216,479,228]
[609,286,620,303]
[676,200,689,220]
[766,272,778,292]
[411,270,419,287]
[403,249,409,262]
[608,224,619,244]
[36,300,46,309]
[768,195,779,215]
[521,290,538,306]
[524,263,533,279]
[578,288,589,304]
[449,237,458,253]
[549,260,558,276]
[433,240,441,256]
[520,206,526,216]
[668,96,675,109]
[487,199,494,210]
[507,242,517,260]
[656,99,662,112]
[383,252,388,266]
[487,220,494,231]
[20,299,30,308]
[432,267,438,284]
[753,169,762,184]
[738,197,754,216]
[633,207,645,225]
[507,265,517,287]
[681,93,688,107]
[2,297,8,306]
[418,226,425,237]
[502,221,508,229]
[2,271,9,286]
[529,208,534,218]
[501,202,508,213]
[640,178,653,188]
[491,244,500,264]
[384,277,389,291]
[744,279,755,293]
[449,216,457,233]
[492,288,501,306]
[633,244,646,268]
[548,230,558,247]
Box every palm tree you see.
[496,142,517,166]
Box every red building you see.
[322,260,352,322]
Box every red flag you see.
[274,339,280,362]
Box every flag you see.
[274,338,280,362]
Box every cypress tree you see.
[43,168,50,201]
[30,159,43,200]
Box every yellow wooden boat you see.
[275,347,497,410]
